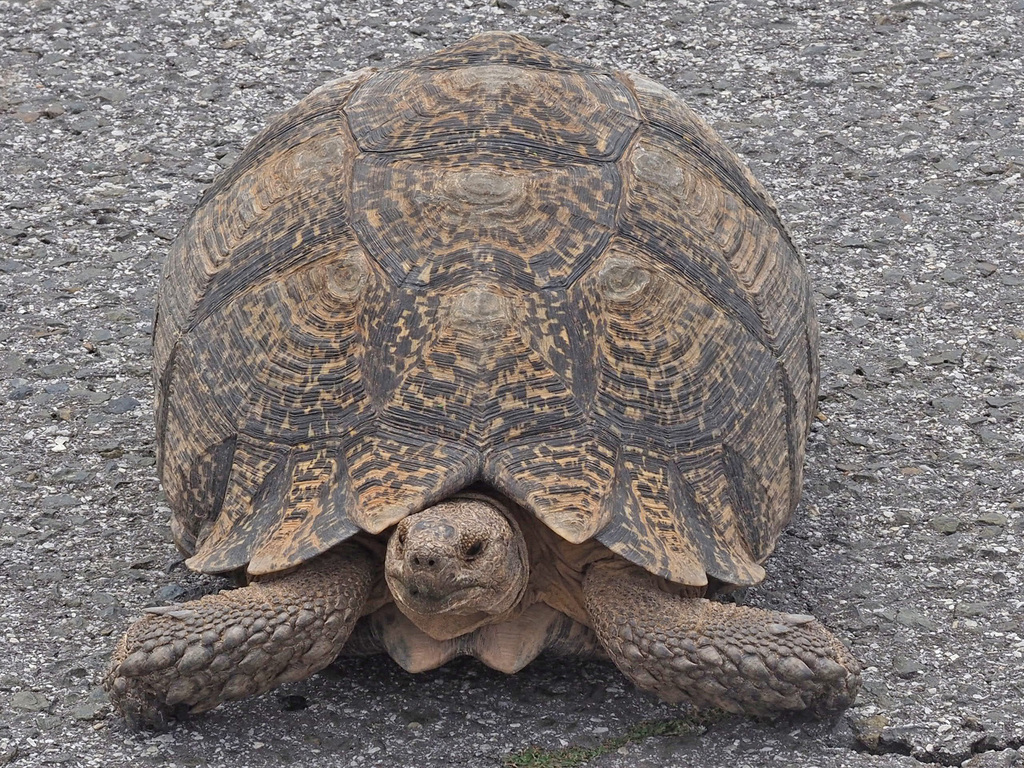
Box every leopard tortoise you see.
[106,31,860,727]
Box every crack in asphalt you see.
[859,731,1024,767]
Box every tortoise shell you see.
[154,32,818,588]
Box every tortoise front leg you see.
[105,542,376,729]
[583,561,860,717]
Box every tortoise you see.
[105,31,860,728]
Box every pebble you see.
[103,396,140,414]
[954,602,990,618]
[977,512,1008,526]
[97,87,129,104]
[71,702,108,721]
[961,749,1022,768]
[930,515,961,534]
[931,396,965,413]
[9,384,34,400]
[893,658,925,678]
[36,364,74,379]
[11,691,51,713]
[41,494,79,509]
[895,609,938,631]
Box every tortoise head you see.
[384,497,530,640]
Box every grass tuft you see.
[503,712,722,768]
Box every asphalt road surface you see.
[1,1,1022,766]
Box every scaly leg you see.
[105,542,376,728]
[583,561,860,717]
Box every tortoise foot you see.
[583,562,860,717]
[105,543,375,729]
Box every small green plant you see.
[506,745,599,768]
[503,713,721,768]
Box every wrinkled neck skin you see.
[384,494,530,640]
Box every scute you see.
[166,242,386,572]
[349,155,620,288]
[344,34,640,161]
[157,32,817,588]
[153,71,371,392]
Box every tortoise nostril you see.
[408,553,444,571]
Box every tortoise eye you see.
[464,540,486,559]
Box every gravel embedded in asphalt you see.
[1,1,1022,766]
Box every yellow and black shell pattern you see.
[153,32,818,588]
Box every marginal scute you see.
[168,435,236,556]
[246,447,362,576]
[486,423,618,546]
[345,434,482,535]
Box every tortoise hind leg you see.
[582,561,860,717]
[105,542,376,729]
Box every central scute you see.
[348,155,620,289]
